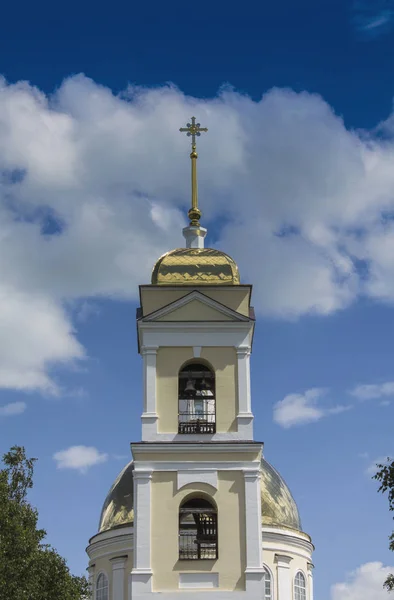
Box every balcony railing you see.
[179,532,218,560]
[178,413,216,434]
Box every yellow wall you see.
[140,286,251,317]
[156,347,238,433]
[157,299,233,321]
[151,471,246,591]
[91,552,133,600]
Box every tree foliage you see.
[374,457,394,592]
[0,446,89,600]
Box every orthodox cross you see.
[179,117,208,227]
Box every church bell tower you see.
[130,117,264,599]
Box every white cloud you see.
[2,75,394,391]
[0,401,26,416]
[350,382,394,400]
[273,388,352,428]
[53,445,108,473]
[331,561,393,600]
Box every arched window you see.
[179,497,218,560]
[96,572,109,600]
[178,363,215,434]
[294,571,306,600]
[264,567,272,600]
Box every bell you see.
[201,378,211,391]
[184,379,196,397]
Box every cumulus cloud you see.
[273,388,351,428]
[53,445,108,473]
[0,401,26,417]
[331,561,394,599]
[350,381,394,401]
[2,74,394,391]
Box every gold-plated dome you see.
[151,248,240,286]
[98,458,302,534]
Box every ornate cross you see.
[179,117,208,148]
[179,117,208,227]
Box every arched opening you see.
[179,497,218,560]
[96,572,109,600]
[178,362,216,434]
[294,571,306,600]
[264,566,272,600]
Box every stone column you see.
[307,562,314,600]
[236,347,254,439]
[87,564,95,600]
[111,555,128,600]
[131,470,153,596]
[275,554,293,600]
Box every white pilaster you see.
[275,554,293,600]
[141,346,158,440]
[236,348,254,439]
[307,562,314,600]
[131,471,153,595]
[244,470,263,571]
[87,564,95,600]
[111,556,127,600]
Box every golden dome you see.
[151,248,240,286]
[98,458,302,534]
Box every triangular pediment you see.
[142,291,250,323]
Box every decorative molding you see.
[141,290,251,323]
[177,470,218,491]
[193,345,202,357]
[179,573,219,589]
[131,442,262,455]
[274,554,293,567]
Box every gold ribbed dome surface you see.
[151,248,240,286]
[98,458,302,534]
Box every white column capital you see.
[307,562,314,572]
[110,555,128,569]
[133,470,153,480]
[243,469,261,481]
[236,346,251,357]
[141,345,158,355]
[275,554,293,567]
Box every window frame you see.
[178,362,216,434]
[263,565,273,600]
[178,496,218,561]
[294,570,306,600]
[95,571,109,600]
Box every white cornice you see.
[141,290,251,323]
[131,442,262,454]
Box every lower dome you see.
[98,459,302,534]
[151,248,240,286]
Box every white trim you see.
[307,563,314,600]
[177,470,218,490]
[133,471,152,570]
[138,322,254,353]
[141,290,251,323]
[141,346,157,418]
[237,348,252,415]
[95,570,109,600]
[179,573,219,589]
[111,556,127,600]
[131,442,261,455]
[275,555,293,600]
[140,430,255,442]
[244,470,263,570]
[133,460,262,472]
[263,564,274,600]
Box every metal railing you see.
[178,413,216,434]
[179,532,218,560]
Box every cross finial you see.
[179,116,208,148]
[179,117,208,226]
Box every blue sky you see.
[1,0,394,598]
